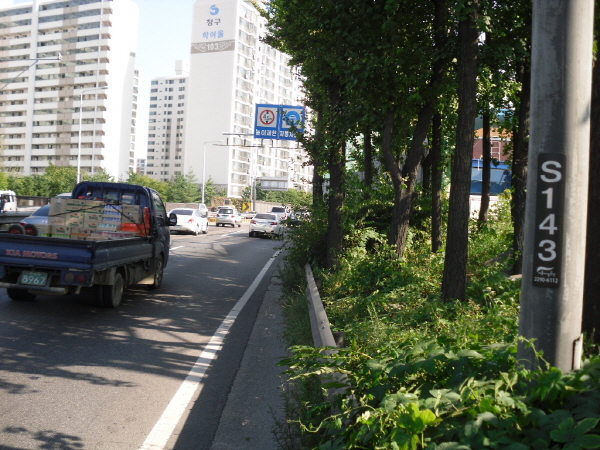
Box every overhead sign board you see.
[254,104,305,141]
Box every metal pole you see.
[518,0,594,372]
[202,141,223,204]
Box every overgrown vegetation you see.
[277,195,600,449]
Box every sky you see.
[132,0,196,87]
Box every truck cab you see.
[0,190,17,212]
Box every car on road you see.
[8,204,51,235]
[21,204,50,226]
[270,206,289,219]
[249,213,284,238]
[216,207,242,227]
[168,208,209,235]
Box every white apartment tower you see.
[146,60,189,182]
[0,0,139,180]
[184,0,311,198]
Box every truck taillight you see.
[62,271,90,286]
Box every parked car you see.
[168,208,208,235]
[216,207,242,227]
[249,213,284,238]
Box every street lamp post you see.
[202,141,223,204]
[77,86,107,183]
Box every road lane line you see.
[139,252,278,450]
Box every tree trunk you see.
[442,0,479,301]
[478,113,492,225]
[312,110,325,209]
[583,57,600,344]
[325,84,345,270]
[392,102,437,257]
[431,113,443,253]
[511,64,531,275]
[384,0,448,259]
[363,128,373,199]
[422,151,432,193]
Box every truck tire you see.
[101,273,124,308]
[7,288,36,301]
[23,224,38,236]
[151,257,164,290]
[7,224,25,235]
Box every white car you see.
[249,213,284,238]
[216,207,242,227]
[169,208,208,235]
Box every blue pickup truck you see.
[0,182,177,308]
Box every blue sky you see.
[132,0,196,86]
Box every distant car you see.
[21,204,50,227]
[270,206,289,219]
[168,208,208,235]
[241,211,256,219]
[7,204,52,235]
[249,213,284,238]
[198,203,208,216]
[216,207,242,227]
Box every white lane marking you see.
[139,252,278,450]
[170,246,184,251]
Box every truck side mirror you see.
[168,213,177,226]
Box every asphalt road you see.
[0,223,286,450]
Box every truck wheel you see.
[7,288,36,301]
[24,224,38,236]
[101,273,124,308]
[7,224,25,235]
[151,257,164,289]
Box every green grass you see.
[277,196,600,449]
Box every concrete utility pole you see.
[518,0,594,372]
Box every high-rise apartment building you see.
[184,0,311,198]
[0,0,139,180]
[145,60,189,182]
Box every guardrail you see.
[305,264,349,404]
[0,213,29,231]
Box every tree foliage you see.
[263,0,533,300]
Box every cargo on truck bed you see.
[0,182,177,308]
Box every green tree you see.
[126,171,169,199]
[167,170,201,203]
[83,168,114,182]
[0,172,9,190]
[202,176,226,205]
[42,164,78,196]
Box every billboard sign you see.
[254,104,305,141]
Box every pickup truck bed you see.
[0,233,153,272]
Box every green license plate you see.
[21,271,48,286]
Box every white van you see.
[0,190,17,212]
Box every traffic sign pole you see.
[518,0,594,372]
